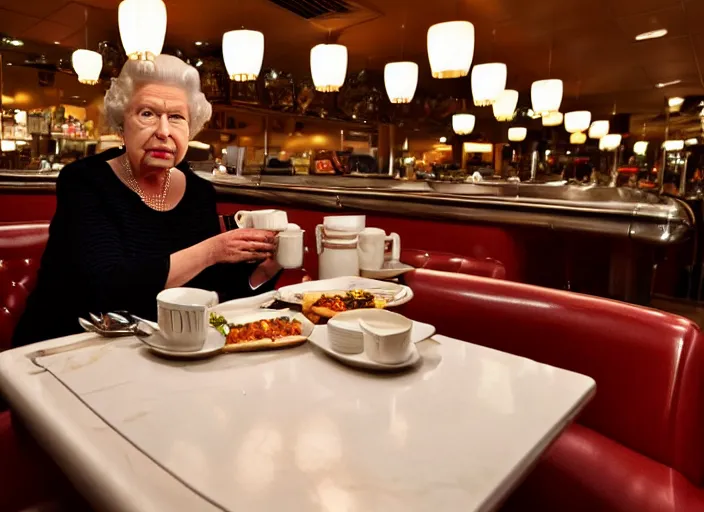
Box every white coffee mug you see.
[359,310,413,364]
[156,288,219,352]
[358,228,401,270]
[235,209,288,231]
[276,230,305,269]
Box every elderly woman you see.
[12,55,281,346]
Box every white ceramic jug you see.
[358,228,401,270]
[316,224,360,279]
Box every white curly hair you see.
[104,54,212,139]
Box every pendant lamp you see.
[588,120,609,139]
[531,79,563,115]
[118,0,167,61]
[493,89,518,121]
[570,132,587,144]
[508,127,527,142]
[72,49,103,85]
[471,63,507,106]
[600,134,622,151]
[384,62,419,104]
[452,114,476,135]
[223,30,264,82]
[427,21,475,79]
[662,140,685,151]
[633,141,649,155]
[542,111,563,127]
[310,44,348,92]
[564,111,592,134]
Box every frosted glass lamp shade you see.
[223,30,264,82]
[542,111,563,127]
[384,62,419,104]
[531,79,563,115]
[564,111,592,134]
[427,21,475,79]
[588,121,609,139]
[118,0,166,60]
[570,132,587,144]
[493,89,518,121]
[662,140,685,151]
[633,141,649,155]
[72,49,102,85]
[599,134,622,151]
[311,44,348,92]
[508,127,527,142]
[452,114,476,135]
[471,63,507,106]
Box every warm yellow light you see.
[427,21,475,79]
[542,111,563,127]
[71,49,103,85]
[508,127,527,142]
[118,0,166,60]
[310,44,348,92]
[493,89,518,121]
[685,138,699,146]
[634,141,649,155]
[471,63,507,106]
[452,114,475,135]
[223,30,264,82]
[668,97,685,108]
[564,111,592,134]
[570,132,587,144]
[384,61,418,104]
[662,140,685,151]
[531,79,563,115]
[599,134,622,150]
[463,142,493,153]
[588,120,610,139]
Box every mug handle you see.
[385,232,401,262]
[235,210,251,228]
[315,224,324,255]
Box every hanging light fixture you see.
[633,141,649,155]
[599,134,622,151]
[72,50,102,85]
[493,89,518,121]
[662,140,685,151]
[508,127,527,142]
[310,44,348,92]
[471,63,507,106]
[542,111,563,127]
[118,0,166,60]
[427,21,475,79]
[564,111,592,134]
[222,30,264,82]
[452,114,476,135]
[570,132,587,144]
[685,137,699,146]
[384,62,418,104]
[531,79,563,115]
[588,120,610,139]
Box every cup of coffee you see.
[276,229,305,269]
[156,288,219,352]
[359,310,413,364]
[358,228,401,270]
[235,209,288,231]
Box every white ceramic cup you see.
[156,288,219,352]
[276,229,305,269]
[358,228,401,270]
[359,310,413,364]
[235,209,288,231]
[323,215,366,233]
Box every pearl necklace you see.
[120,156,172,211]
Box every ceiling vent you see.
[266,0,381,32]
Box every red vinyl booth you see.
[399,270,704,511]
[400,248,506,279]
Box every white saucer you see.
[135,320,226,360]
[307,320,435,371]
[360,262,415,280]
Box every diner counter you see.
[0,170,694,245]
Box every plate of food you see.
[276,277,413,310]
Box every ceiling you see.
[0,0,702,138]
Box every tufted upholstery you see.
[399,269,704,511]
[400,248,506,279]
[0,223,49,352]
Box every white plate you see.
[135,319,226,360]
[360,262,415,280]
[307,320,435,371]
[276,277,413,308]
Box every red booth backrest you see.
[0,223,49,351]
[400,270,704,488]
[400,249,506,279]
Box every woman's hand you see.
[209,229,277,265]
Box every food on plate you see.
[209,313,304,351]
[302,290,386,323]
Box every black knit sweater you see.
[12,148,272,346]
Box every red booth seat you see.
[400,248,506,279]
[399,269,704,511]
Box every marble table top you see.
[0,332,594,512]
